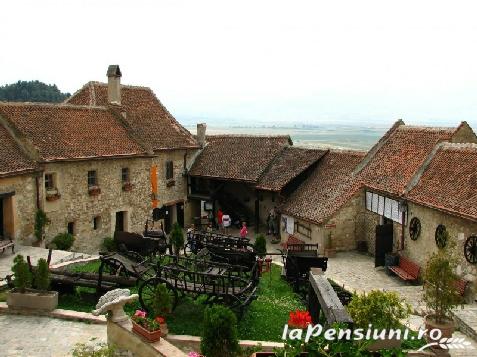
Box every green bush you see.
[102,237,116,252]
[152,284,172,317]
[34,209,49,241]
[347,290,412,330]
[71,340,116,357]
[169,222,184,256]
[253,234,267,257]
[12,255,32,293]
[34,258,50,291]
[201,305,239,357]
[51,232,75,251]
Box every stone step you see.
[453,307,477,343]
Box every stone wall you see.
[42,157,152,253]
[0,174,37,242]
[404,202,477,284]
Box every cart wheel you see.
[100,259,129,278]
[138,278,178,315]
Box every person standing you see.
[240,222,248,239]
[217,208,223,232]
[222,213,231,234]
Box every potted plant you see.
[151,283,172,336]
[422,242,462,344]
[131,310,161,343]
[324,232,336,258]
[122,182,133,192]
[45,188,61,201]
[7,256,58,311]
[169,222,184,256]
[88,185,101,196]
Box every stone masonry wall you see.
[0,174,37,242]
[404,202,477,285]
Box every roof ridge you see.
[207,134,292,138]
[399,125,455,131]
[328,148,367,156]
[441,142,477,150]
[0,101,108,110]
[352,119,405,175]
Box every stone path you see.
[325,251,477,356]
[0,314,106,357]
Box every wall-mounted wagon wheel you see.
[138,277,178,315]
[409,217,421,241]
[435,224,448,249]
[464,235,477,264]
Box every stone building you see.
[188,135,325,231]
[0,65,200,252]
[280,150,365,254]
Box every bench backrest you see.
[455,279,468,296]
[399,255,420,279]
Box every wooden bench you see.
[0,239,14,255]
[455,278,469,297]
[389,255,420,282]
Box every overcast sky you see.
[1,0,477,127]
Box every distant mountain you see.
[0,80,70,103]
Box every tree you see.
[0,80,70,103]
[169,223,184,256]
[12,255,32,293]
[34,258,51,291]
[200,305,239,357]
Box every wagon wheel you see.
[100,258,130,278]
[138,277,178,315]
[409,217,421,241]
[435,224,448,249]
[464,235,477,264]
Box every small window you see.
[87,170,97,187]
[93,216,101,230]
[67,222,75,235]
[45,173,55,190]
[121,168,130,183]
[165,161,174,180]
[294,222,312,239]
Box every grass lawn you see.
[57,261,304,341]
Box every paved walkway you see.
[325,251,477,356]
[0,314,106,357]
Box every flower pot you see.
[132,321,161,343]
[88,186,101,196]
[122,182,133,192]
[424,314,455,344]
[7,289,58,311]
[367,336,402,351]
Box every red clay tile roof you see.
[0,102,146,161]
[406,143,477,221]
[281,150,366,224]
[188,135,292,182]
[66,82,198,151]
[256,147,328,191]
[0,124,37,176]
[356,123,456,196]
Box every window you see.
[45,173,55,190]
[165,161,174,180]
[87,170,97,187]
[67,222,75,235]
[121,168,130,183]
[93,216,101,230]
[294,222,312,239]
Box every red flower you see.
[155,316,165,324]
[288,310,312,328]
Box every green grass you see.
[56,262,304,341]
[67,260,102,273]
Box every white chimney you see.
[107,65,122,104]
[197,123,207,147]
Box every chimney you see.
[107,65,122,104]
[197,123,207,147]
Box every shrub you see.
[253,234,267,257]
[12,255,32,293]
[347,290,412,330]
[102,237,116,252]
[51,232,75,251]
[34,209,49,241]
[169,222,184,256]
[34,258,50,291]
[152,283,172,317]
[201,305,239,357]
[71,340,116,357]
[423,242,461,324]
